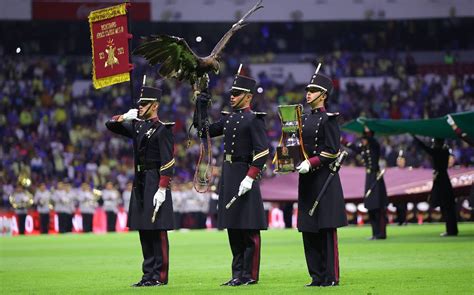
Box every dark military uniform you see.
[347,131,388,239]
[298,73,347,287]
[196,75,268,285]
[106,86,175,285]
[414,137,458,236]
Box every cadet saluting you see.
[194,71,269,286]
[106,84,175,287]
[295,69,347,287]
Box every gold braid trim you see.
[253,149,269,161]
[93,73,130,89]
[320,151,340,159]
[88,3,127,23]
[160,159,175,171]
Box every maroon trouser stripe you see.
[160,231,169,283]
[333,229,340,282]
[251,233,261,280]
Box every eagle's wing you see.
[133,35,199,81]
[209,0,263,59]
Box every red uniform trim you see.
[308,156,321,168]
[159,176,171,188]
[251,233,261,281]
[247,166,260,179]
[159,231,169,283]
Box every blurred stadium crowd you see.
[1,20,473,222]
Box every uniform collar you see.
[233,107,251,113]
[311,107,326,114]
[145,116,159,123]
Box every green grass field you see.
[1,223,473,294]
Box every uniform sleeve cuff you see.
[454,127,462,136]
[247,166,260,179]
[159,176,171,188]
[308,156,321,168]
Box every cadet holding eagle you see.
[193,70,269,286]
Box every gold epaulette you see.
[161,121,176,127]
[253,111,267,118]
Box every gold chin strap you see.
[139,102,155,119]
[308,90,326,106]
[233,92,249,110]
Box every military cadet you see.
[10,185,33,235]
[413,136,458,236]
[295,71,347,287]
[78,183,97,233]
[394,150,407,225]
[106,85,175,287]
[102,181,120,232]
[345,126,388,239]
[34,183,52,234]
[52,181,70,234]
[194,73,269,286]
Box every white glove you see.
[238,176,254,196]
[122,109,138,121]
[296,160,311,174]
[153,188,166,209]
[446,114,455,126]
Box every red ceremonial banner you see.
[89,3,133,89]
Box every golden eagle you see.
[133,0,263,89]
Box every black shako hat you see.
[230,75,257,94]
[138,86,161,103]
[305,73,333,94]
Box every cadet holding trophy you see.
[274,64,347,287]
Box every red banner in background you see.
[33,1,150,21]
[89,3,133,89]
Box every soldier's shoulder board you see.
[327,112,340,117]
[252,111,267,118]
[160,121,176,128]
[221,111,231,116]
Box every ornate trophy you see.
[274,104,307,173]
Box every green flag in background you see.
[342,111,474,139]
